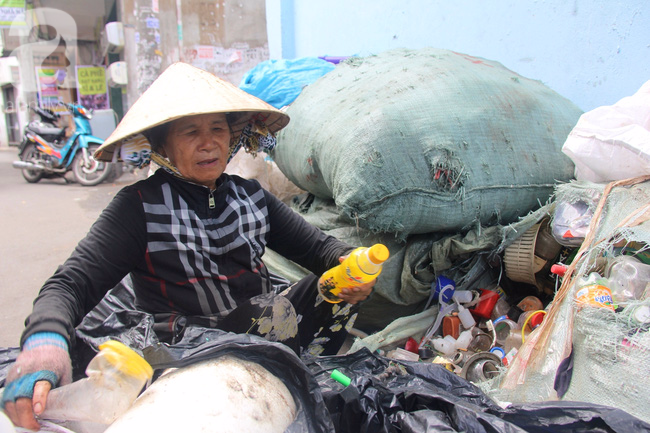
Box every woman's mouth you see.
[197,158,218,166]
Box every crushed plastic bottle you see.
[517,310,546,332]
[551,198,596,247]
[40,340,153,431]
[493,316,518,346]
[606,255,650,303]
[490,297,511,321]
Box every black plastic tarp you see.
[0,347,20,388]
[307,348,650,433]
[2,276,649,432]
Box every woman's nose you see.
[197,130,218,150]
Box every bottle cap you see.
[529,311,545,328]
[98,340,154,381]
[433,276,455,304]
[550,264,567,276]
[490,347,506,359]
[506,305,523,322]
[368,244,390,264]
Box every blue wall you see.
[266,0,649,112]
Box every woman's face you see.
[161,112,231,188]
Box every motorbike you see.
[13,102,115,186]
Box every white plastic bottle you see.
[432,335,457,357]
[40,340,153,430]
[455,329,473,351]
[457,303,476,329]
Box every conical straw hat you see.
[94,62,290,162]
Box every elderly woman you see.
[2,63,374,430]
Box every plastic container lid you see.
[490,347,506,359]
[529,311,545,328]
[368,244,390,264]
[98,340,153,381]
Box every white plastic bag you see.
[225,151,304,203]
[562,80,650,182]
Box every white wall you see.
[266,0,649,112]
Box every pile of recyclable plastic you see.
[378,280,550,384]
[263,76,650,428]
[346,177,650,426]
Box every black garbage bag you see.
[74,275,158,351]
[3,274,648,433]
[73,277,335,433]
[306,349,650,433]
[0,276,335,433]
[0,347,20,388]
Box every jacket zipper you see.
[208,190,215,209]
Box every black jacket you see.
[22,169,352,347]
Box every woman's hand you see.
[337,279,375,304]
[332,254,375,304]
[2,333,72,430]
[3,376,54,430]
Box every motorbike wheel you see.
[20,143,43,183]
[105,161,125,183]
[72,144,113,186]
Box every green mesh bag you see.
[272,48,582,238]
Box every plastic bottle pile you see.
[381,193,650,385]
[383,279,550,383]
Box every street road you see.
[0,147,146,347]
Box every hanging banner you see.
[76,65,109,110]
[35,66,66,112]
[0,0,25,28]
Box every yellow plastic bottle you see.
[318,244,390,303]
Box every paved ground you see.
[0,147,146,347]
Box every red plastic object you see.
[550,264,567,277]
[405,337,419,354]
[442,315,461,339]
[529,312,545,328]
[470,289,499,319]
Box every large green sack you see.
[272,48,582,238]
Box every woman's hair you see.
[144,122,171,153]
[144,113,240,152]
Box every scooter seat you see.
[27,121,65,138]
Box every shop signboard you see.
[76,65,109,110]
